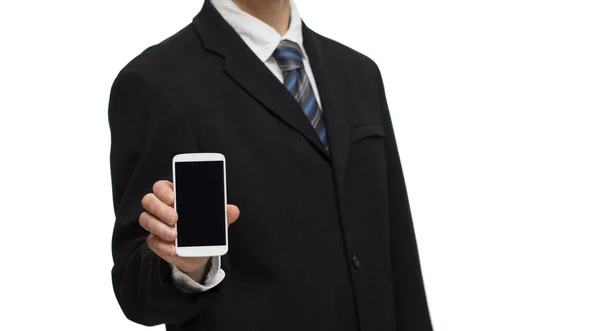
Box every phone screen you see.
[174,160,226,247]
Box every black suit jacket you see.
[109,2,432,330]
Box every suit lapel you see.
[302,24,350,178]
[192,2,330,160]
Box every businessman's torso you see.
[113,5,396,331]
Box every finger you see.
[146,234,177,263]
[141,193,178,226]
[153,180,175,206]
[227,204,240,225]
[139,212,177,241]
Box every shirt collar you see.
[210,0,305,63]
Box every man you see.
[109,0,433,330]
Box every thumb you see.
[227,204,240,225]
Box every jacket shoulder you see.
[115,24,202,80]
[310,29,381,76]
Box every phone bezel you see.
[172,153,228,257]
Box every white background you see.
[1,0,598,330]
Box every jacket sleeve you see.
[108,68,219,326]
[373,64,434,330]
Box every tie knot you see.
[273,40,304,72]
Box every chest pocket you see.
[349,123,385,144]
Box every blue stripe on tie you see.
[319,127,327,140]
[302,93,317,117]
[285,71,299,91]
[277,50,303,63]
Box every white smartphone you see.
[172,153,228,257]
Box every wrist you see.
[181,258,212,283]
[184,268,206,283]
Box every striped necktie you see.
[273,40,330,152]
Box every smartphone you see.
[172,153,228,257]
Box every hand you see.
[139,180,240,282]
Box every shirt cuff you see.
[171,256,225,293]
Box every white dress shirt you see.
[171,0,323,292]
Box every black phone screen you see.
[174,160,226,247]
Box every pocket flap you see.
[349,124,385,144]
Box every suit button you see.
[352,253,361,269]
